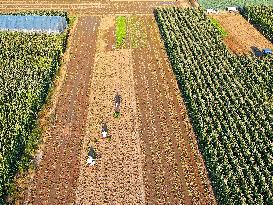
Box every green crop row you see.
[198,0,273,9]
[155,7,272,204]
[115,16,127,48]
[0,11,69,202]
[208,17,228,37]
[241,5,273,43]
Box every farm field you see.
[1,1,273,205]
[76,14,216,204]
[210,13,273,55]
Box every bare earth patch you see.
[211,13,273,55]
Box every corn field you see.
[155,7,273,205]
[0,12,68,200]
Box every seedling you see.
[113,111,120,118]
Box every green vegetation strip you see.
[155,7,272,204]
[0,11,69,202]
[115,16,127,48]
[241,5,273,43]
[198,0,273,9]
[209,17,228,37]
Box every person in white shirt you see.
[102,122,108,138]
[87,146,96,166]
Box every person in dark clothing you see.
[114,92,121,113]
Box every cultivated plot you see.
[211,13,273,55]
[76,16,145,204]
[75,14,216,204]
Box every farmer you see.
[114,92,121,113]
[102,122,108,138]
[87,146,96,166]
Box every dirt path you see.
[24,16,100,205]
[75,16,145,204]
[133,16,217,204]
[211,13,273,55]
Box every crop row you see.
[0,12,68,201]
[241,5,273,43]
[155,7,273,205]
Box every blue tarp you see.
[0,15,67,34]
[263,48,272,54]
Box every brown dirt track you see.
[23,16,100,205]
[211,13,273,55]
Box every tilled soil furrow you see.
[143,16,193,204]
[144,52,181,204]
[49,18,99,204]
[148,16,203,202]
[141,19,182,205]
[133,49,161,204]
[132,19,171,204]
[65,20,91,122]
[133,20,185,204]
[149,16,217,204]
[28,16,100,205]
[148,19,202,204]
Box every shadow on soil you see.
[250,46,262,57]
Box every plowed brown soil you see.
[22,16,100,205]
[211,13,273,55]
